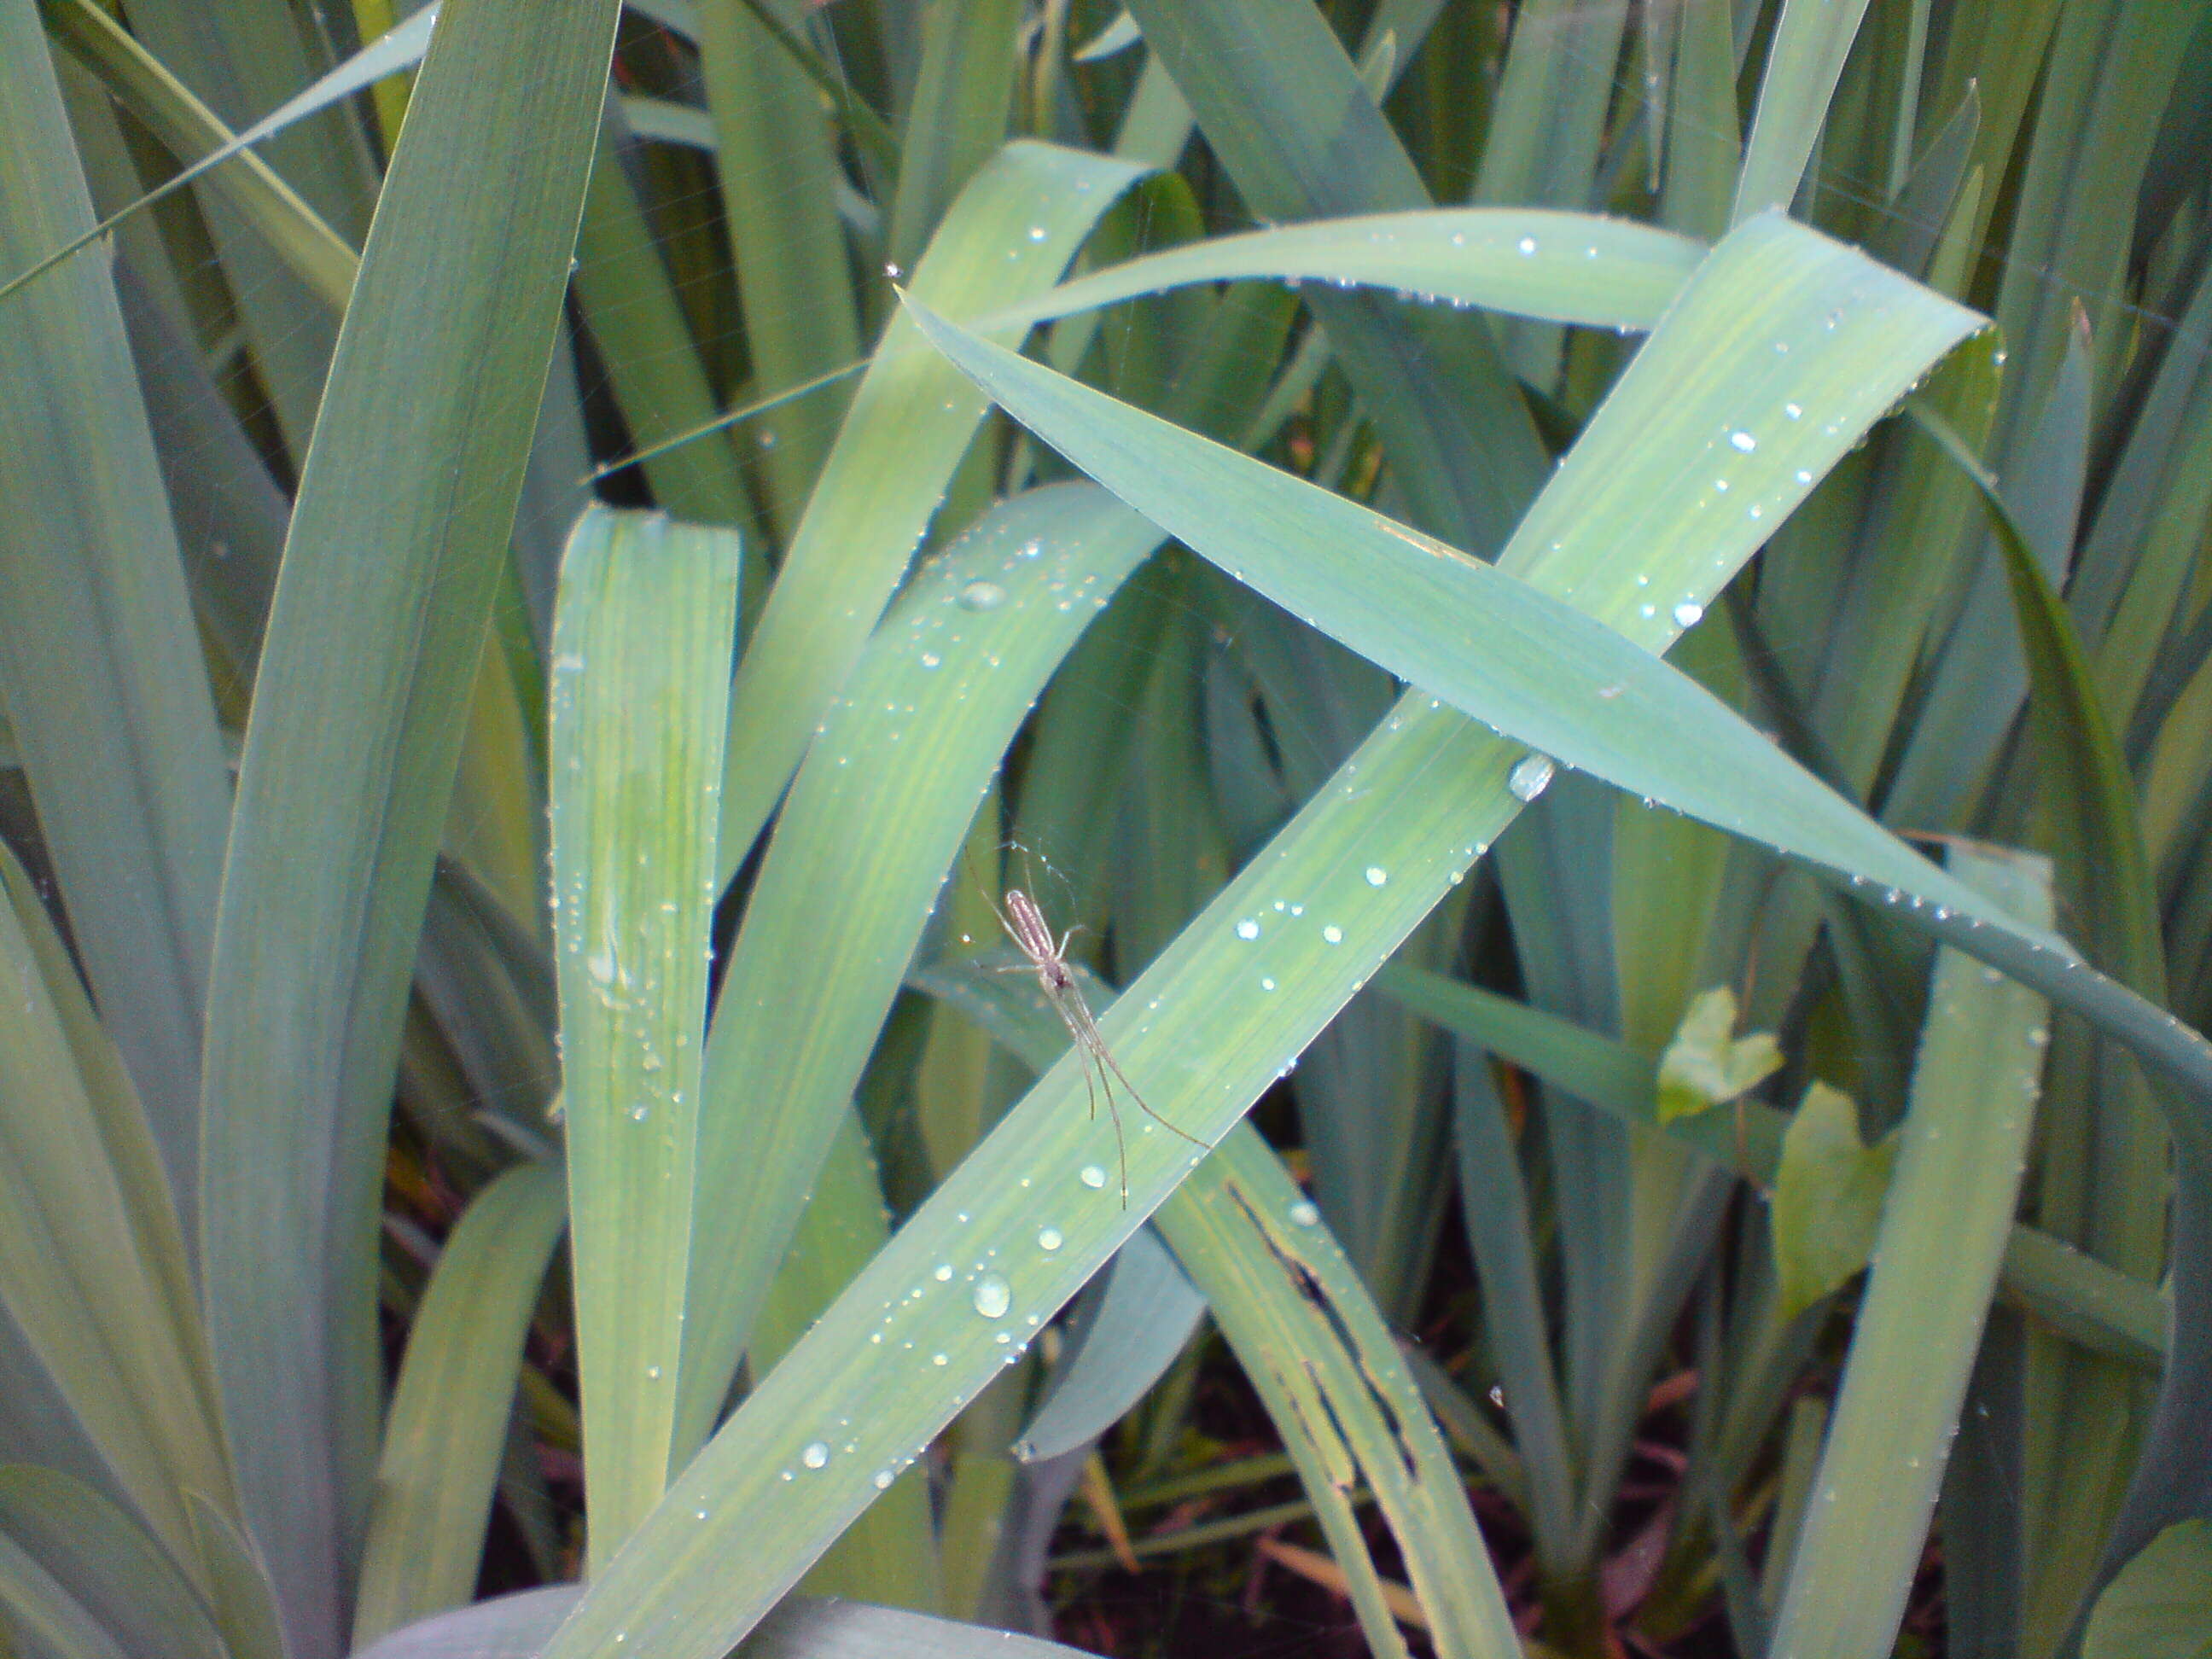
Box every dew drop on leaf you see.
[1508,754,1555,802]
[958,581,1005,612]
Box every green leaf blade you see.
[194,3,621,1648]
[550,508,738,1569]
[1769,847,2055,1657]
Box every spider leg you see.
[1074,1029,1101,1122]
[1091,1050,1129,1206]
[1064,990,1211,1151]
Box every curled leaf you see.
[1656,987,1784,1123]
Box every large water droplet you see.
[1673,600,1705,628]
[1508,754,1555,802]
[1729,430,1758,452]
[958,581,1005,612]
[1080,1164,1107,1190]
[800,1441,830,1469]
[1289,1200,1321,1227]
[972,1274,1012,1318]
[1235,918,1260,940]
[1038,1226,1063,1251]
[1365,865,1389,887]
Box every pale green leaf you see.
[550,508,739,1569]
[352,1164,569,1645]
[1656,987,1785,1124]
[195,3,620,1647]
[2085,1520,2212,1659]
[1772,1082,1895,1320]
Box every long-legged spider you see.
[987,884,1209,1205]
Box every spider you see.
[987,884,1210,1205]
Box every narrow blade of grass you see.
[0,1469,227,1659]
[195,4,620,1647]
[973,209,1706,337]
[550,507,738,1569]
[713,140,1146,877]
[1767,847,2053,1657]
[0,845,239,1592]
[0,0,230,1231]
[1734,0,1877,221]
[352,1162,568,1644]
[676,485,1167,1456]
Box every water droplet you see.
[1260,976,1278,992]
[1322,924,1343,944]
[933,1264,952,1282]
[933,1352,948,1365]
[1080,1164,1107,1189]
[1784,402,1803,419]
[1236,918,1261,940]
[1289,1200,1320,1226]
[1038,1226,1062,1251]
[1673,600,1705,628]
[1027,225,1048,242]
[1508,754,1555,802]
[1365,865,1389,887]
[1729,431,1758,452]
[1516,236,1537,255]
[644,1365,661,1380]
[801,1441,830,1469]
[1598,684,1622,699]
[958,581,1005,612]
[919,651,940,669]
[973,1275,1011,1318]
[883,262,903,279]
